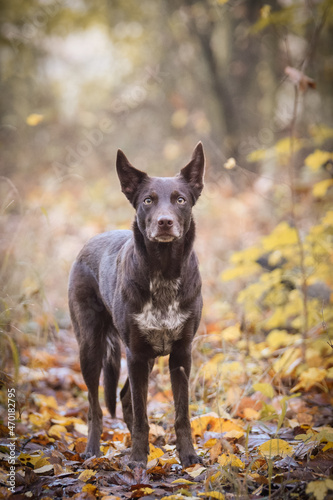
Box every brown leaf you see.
[285,66,316,92]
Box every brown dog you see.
[68,143,205,468]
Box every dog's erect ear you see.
[116,150,148,206]
[179,142,205,203]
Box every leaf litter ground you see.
[1,322,332,500]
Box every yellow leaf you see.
[247,148,266,163]
[322,210,333,227]
[305,149,333,171]
[26,113,44,126]
[221,324,241,342]
[218,453,245,469]
[78,469,96,482]
[32,394,58,409]
[147,443,164,462]
[198,492,225,499]
[82,484,97,494]
[172,479,196,485]
[291,367,327,392]
[322,442,333,452]
[266,329,300,350]
[48,424,67,439]
[34,456,51,469]
[252,383,274,399]
[159,456,179,465]
[262,222,298,251]
[306,479,333,500]
[260,5,271,18]
[258,439,294,458]
[135,487,154,495]
[191,413,244,438]
[221,262,260,281]
[201,353,225,380]
[19,452,44,467]
[186,465,207,478]
[273,347,302,377]
[313,179,333,198]
[243,408,260,420]
[29,413,50,427]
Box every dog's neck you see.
[132,217,196,280]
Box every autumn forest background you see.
[1,1,333,499]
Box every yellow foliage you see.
[306,479,333,500]
[221,324,241,342]
[262,222,298,251]
[309,124,333,145]
[218,453,245,469]
[147,443,164,461]
[322,210,333,226]
[252,382,274,399]
[191,413,244,439]
[26,113,44,126]
[305,149,333,171]
[201,353,225,380]
[313,179,333,198]
[291,367,327,392]
[32,394,58,410]
[273,347,302,377]
[247,148,266,163]
[266,329,301,350]
[221,262,260,281]
[78,469,96,482]
[48,424,67,439]
[258,438,294,458]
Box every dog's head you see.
[116,143,205,243]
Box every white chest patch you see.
[133,274,190,355]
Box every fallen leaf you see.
[26,113,44,126]
[306,478,333,500]
[78,469,96,482]
[218,453,245,469]
[258,439,294,458]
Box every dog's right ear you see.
[116,150,148,206]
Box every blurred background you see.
[1,0,333,368]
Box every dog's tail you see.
[103,333,121,418]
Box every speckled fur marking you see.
[134,273,190,354]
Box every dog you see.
[68,142,205,468]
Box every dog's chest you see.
[133,275,189,355]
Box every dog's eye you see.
[177,197,186,204]
[143,197,152,205]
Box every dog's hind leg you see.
[103,331,121,419]
[69,265,107,458]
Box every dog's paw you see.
[83,448,102,459]
[128,459,147,470]
[181,453,203,469]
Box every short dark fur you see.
[68,143,205,468]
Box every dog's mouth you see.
[147,227,181,243]
[154,234,177,243]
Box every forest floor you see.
[0,320,332,500]
[1,176,333,499]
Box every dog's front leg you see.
[169,343,201,468]
[126,348,151,468]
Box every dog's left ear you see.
[116,150,148,206]
[179,142,205,203]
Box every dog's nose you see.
[158,216,173,227]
